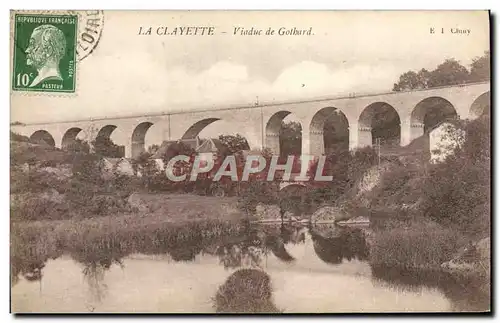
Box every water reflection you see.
[371,265,490,312]
[309,225,369,265]
[214,224,306,269]
[10,221,490,313]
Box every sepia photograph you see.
[9,10,491,313]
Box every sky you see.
[11,10,490,125]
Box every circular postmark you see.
[68,10,104,61]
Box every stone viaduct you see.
[11,82,490,159]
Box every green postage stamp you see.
[12,14,78,93]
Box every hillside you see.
[10,140,75,167]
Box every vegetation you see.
[218,134,250,155]
[393,51,490,91]
[369,221,467,269]
[11,217,247,284]
[92,136,124,158]
[10,138,136,222]
[214,268,280,313]
[364,114,490,270]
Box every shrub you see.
[419,116,490,236]
[10,131,29,142]
[11,197,70,222]
[237,181,279,215]
[370,221,468,269]
[213,268,280,313]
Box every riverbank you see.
[368,221,467,270]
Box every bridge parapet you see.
[11,82,490,157]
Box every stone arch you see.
[310,107,349,156]
[95,124,124,157]
[358,102,401,147]
[96,124,117,141]
[61,127,83,149]
[182,118,221,139]
[132,122,154,158]
[30,130,55,147]
[411,97,457,139]
[266,111,302,156]
[279,182,307,192]
[469,92,490,119]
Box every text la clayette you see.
[138,26,216,36]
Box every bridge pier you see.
[410,122,425,143]
[307,130,323,156]
[348,123,358,150]
[357,125,372,148]
[400,119,411,146]
[265,133,280,155]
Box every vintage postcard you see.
[10,10,491,314]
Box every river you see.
[11,223,489,313]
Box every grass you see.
[11,204,249,283]
[369,220,468,269]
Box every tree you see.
[132,151,155,176]
[92,136,124,158]
[66,138,91,154]
[323,117,349,154]
[218,134,250,155]
[392,52,490,92]
[162,142,196,163]
[10,131,30,142]
[280,121,302,157]
[147,144,160,155]
[469,50,490,82]
[370,105,401,146]
[401,115,490,237]
[392,69,430,91]
[427,59,470,87]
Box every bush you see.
[11,197,70,222]
[366,162,425,209]
[419,116,490,236]
[370,221,468,269]
[213,268,280,313]
[10,131,29,142]
[237,181,279,215]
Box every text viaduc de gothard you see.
[137,26,314,36]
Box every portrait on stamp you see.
[25,25,67,87]
[12,14,78,93]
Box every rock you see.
[39,166,72,179]
[311,206,350,223]
[441,237,490,275]
[255,203,281,220]
[39,188,65,204]
[20,163,30,173]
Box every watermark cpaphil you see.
[163,154,334,182]
[25,24,66,87]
